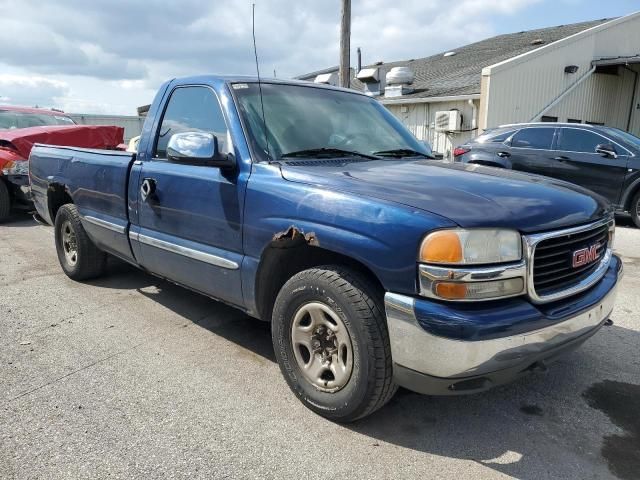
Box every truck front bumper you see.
[384,255,622,395]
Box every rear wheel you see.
[54,204,107,280]
[631,192,640,229]
[0,179,11,222]
[272,265,396,422]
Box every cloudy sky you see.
[0,0,637,115]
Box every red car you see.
[0,106,124,221]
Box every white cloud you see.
[0,74,70,108]
[0,0,544,113]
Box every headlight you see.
[419,229,522,265]
[418,229,525,301]
[1,160,29,176]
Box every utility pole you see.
[339,0,351,88]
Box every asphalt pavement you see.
[1,213,639,480]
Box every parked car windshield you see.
[232,82,429,160]
[0,110,76,130]
[600,127,640,151]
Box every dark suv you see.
[454,123,640,226]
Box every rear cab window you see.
[511,127,556,150]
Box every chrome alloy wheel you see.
[61,220,78,266]
[291,302,354,392]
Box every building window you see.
[567,118,582,124]
[586,121,605,126]
[541,116,558,122]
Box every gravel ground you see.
[1,213,638,480]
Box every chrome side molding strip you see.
[129,231,239,270]
[83,215,126,234]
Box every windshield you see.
[232,82,429,160]
[601,127,640,150]
[0,110,76,130]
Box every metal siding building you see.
[481,13,640,134]
[385,98,479,155]
[299,12,640,158]
[67,114,144,142]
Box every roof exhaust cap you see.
[386,66,414,85]
[314,73,338,86]
[357,67,385,96]
[385,67,414,97]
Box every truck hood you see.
[279,160,611,233]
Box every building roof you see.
[297,19,612,101]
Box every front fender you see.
[242,164,457,296]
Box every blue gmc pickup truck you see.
[30,76,622,422]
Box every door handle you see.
[497,151,511,158]
[554,156,570,161]
[140,178,156,202]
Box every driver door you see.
[132,85,245,306]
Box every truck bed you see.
[30,145,136,260]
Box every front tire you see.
[272,266,396,422]
[631,192,640,229]
[0,179,11,222]
[54,204,107,280]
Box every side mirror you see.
[167,132,234,168]
[595,143,617,159]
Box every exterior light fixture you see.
[564,65,579,74]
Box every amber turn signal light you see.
[419,230,463,264]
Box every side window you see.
[487,130,516,143]
[558,129,608,154]
[511,128,555,150]
[154,86,228,158]
[475,129,515,144]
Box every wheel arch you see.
[621,178,640,212]
[47,183,74,223]
[254,231,385,322]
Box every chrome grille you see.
[532,222,609,298]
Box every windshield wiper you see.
[281,148,377,160]
[372,148,433,158]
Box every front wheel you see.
[631,192,640,229]
[54,204,107,280]
[272,266,396,422]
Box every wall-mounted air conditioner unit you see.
[435,110,462,132]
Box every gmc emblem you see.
[572,244,600,268]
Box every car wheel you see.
[54,204,107,280]
[630,192,640,229]
[0,179,11,222]
[272,265,396,422]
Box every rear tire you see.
[272,265,396,422]
[0,179,11,222]
[631,192,640,229]
[54,204,107,280]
